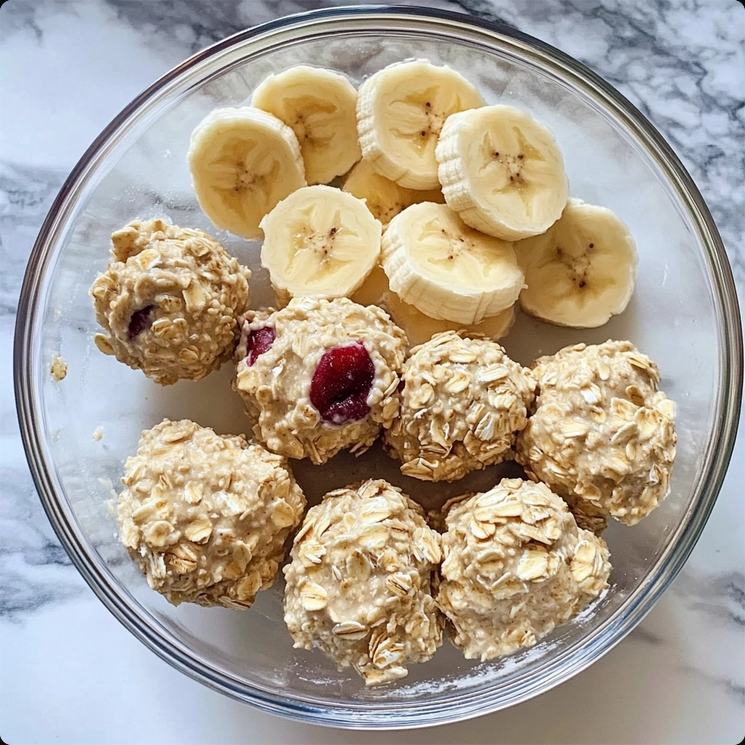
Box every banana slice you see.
[352,265,516,346]
[516,198,637,328]
[260,185,381,299]
[436,105,568,241]
[188,107,306,239]
[381,202,524,325]
[357,59,484,190]
[342,159,444,225]
[251,65,361,185]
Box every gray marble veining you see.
[461,0,745,284]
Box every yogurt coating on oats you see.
[437,478,611,661]
[283,479,443,686]
[516,340,677,526]
[90,219,251,385]
[234,297,407,465]
[117,419,306,608]
[384,330,536,482]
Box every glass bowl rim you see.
[13,3,743,729]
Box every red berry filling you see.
[310,342,375,425]
[244,326,276,366]
[127,304,154,340]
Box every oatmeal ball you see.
[117,419,306,608]
[437,478,611,661]
[516,341,677,526]
[384,331,536,481]
[91,219,251,385]
[234,297,407,464]
[283,479,443,686]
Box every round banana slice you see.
[436,105,568,241]
[516,198,638,328]
[352,265,516,346]
[188,107,306,240]
[381,202,524,325]
[260,185,382,299]
[252,65,361,185]
[357,59,484,190]
[343,158,444,225]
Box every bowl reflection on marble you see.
[14,5,742,729]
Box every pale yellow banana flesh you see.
[436,105,568,241]
[260,184,381,298]
[188,107,305,239]
[252,65,361,185]
[381,202,524,325]
[352,265,516,346]
[190,62,635,337]
[357,60,484,190]
[342,158,444,225]
[516,198,637,328]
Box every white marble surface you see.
[1,0,744,743]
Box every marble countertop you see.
[1,0,743,743]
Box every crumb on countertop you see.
[93,427,104,441]
[50,355,67,381]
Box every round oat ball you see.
[283,479,442,686]
[117,419,306,608]
[437,478,611,661]
[234,297,407,464]
[516,340,677,526]
[384,331,535,481]
[90,219,251,385]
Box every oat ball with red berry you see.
[90,219,251,385]
[233,297,407,464]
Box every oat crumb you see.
[50,355,67,381]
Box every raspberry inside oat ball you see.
[310,342,376,424]
[127,304,155,340]
[244,326,276,366]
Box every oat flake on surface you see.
[50,355,67,381]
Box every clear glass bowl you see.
[14,5,742,729]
